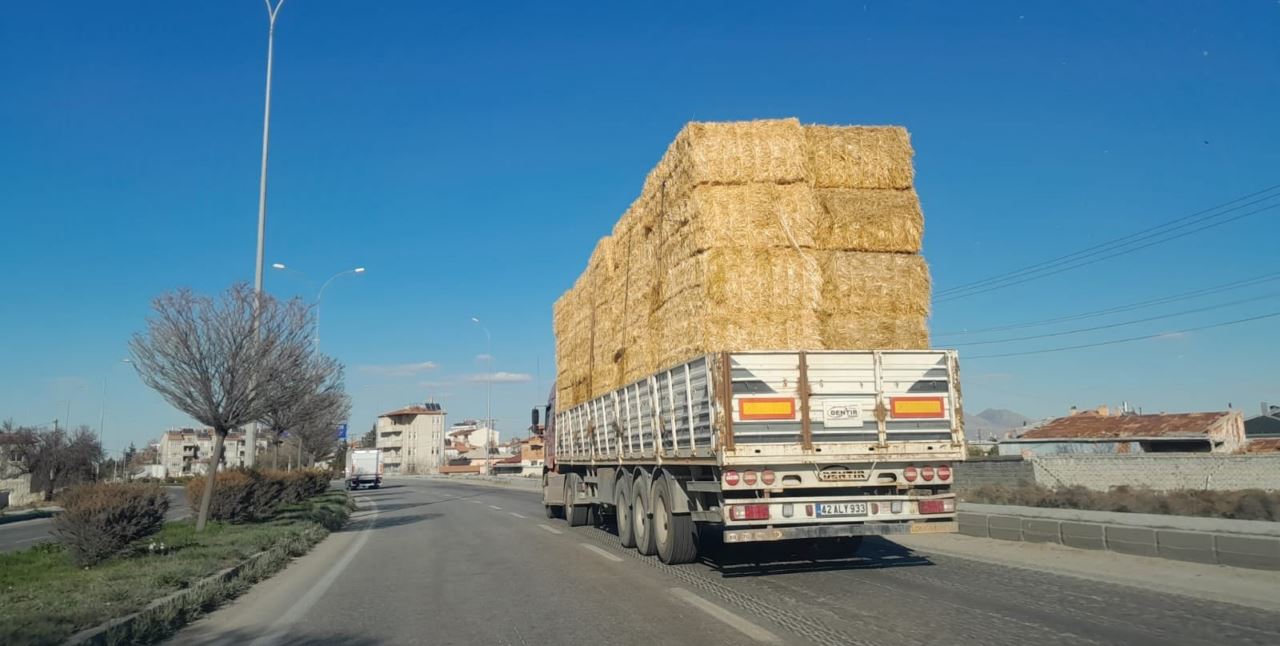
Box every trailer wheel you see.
[544,504,562,519]
[565,473,590,527]
[632,472,657,556]
[653,476,698,565]
[614,475,635,548]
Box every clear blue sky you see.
[2,1,1277,455]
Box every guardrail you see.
[958,502,1279,570]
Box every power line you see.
[933,183,1280,300]
[935,200,1280,302]
[935,271,1280,338]
[963,311,1280,360]
[950,292,1280,347]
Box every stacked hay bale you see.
[554,119,931,411]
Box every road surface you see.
[0,486,189,553]
[167,477,1280,646]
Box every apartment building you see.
[158,428,252,477]
[377,402,447,474]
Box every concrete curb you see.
[957,505,1280,571]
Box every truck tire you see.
[565,473,590,527]
[632,472,657,556]
[544,504,562,519]
[653,476,698,565]
[614,475,636,548]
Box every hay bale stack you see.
[554,119,933,411]
[804,125,913,189]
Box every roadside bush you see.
[53,482,168,566]
[960,483,1280,521]
[185,470,257,522]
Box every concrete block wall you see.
[0,475,40,508]
[953,458,1035,490]
[1029,454,1280,492]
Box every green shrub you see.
[961,483,1280,521]
[52,482,169,566]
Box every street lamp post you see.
[272,263,366,352]
[471,317,492,475]
[248,0,288,469]
[98,359,132,481]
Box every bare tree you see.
[293,388,352,466]
[0,423,102,500]
[259,354,347,469]
[129,283,313,531]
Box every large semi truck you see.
[538,350,966,564]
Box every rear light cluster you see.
[723,469,776,487]
[902,464,953,483]
[918,498,956,515]
[729,504,771,521]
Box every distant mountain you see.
[963,408,1032,441]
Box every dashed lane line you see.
[669,587,782,644]
[580,543,624,562]
[538,524,563,535]
[510,512,527,519]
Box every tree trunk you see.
[272,442,278,470]
[195,430,226,532]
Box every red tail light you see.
[724,470,740,486]
[743,470,758,486]
[921,466,935,482]
[918,499,956,515]
[761,470,776,486]
[903,466,918,482]
[937,465,952,481]
[729,504,770,521]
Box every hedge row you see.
[184,469,331,523]
[53,483,169,567]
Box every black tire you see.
[632,472,657,556]
[653,476,699,565]
[615,475,636,548]
[544,504,561,519]
[565,473,589,527]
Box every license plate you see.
[815,502,868,517]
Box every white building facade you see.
[377,403,447,475]
[157,428,251,477]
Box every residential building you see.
[448,419,498,452]
[158,428,252,477]
[492,434,546,477]
[377,402,447,475]
[998,406,1246,456]
[1245,402,1280,439]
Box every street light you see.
[472,317,492,475]
[272,263,366,352]
[99,358,132,480]
[249,0,288,469]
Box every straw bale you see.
[820,314,929,350]
[805,125,913,189]
[658,248,822,313]
[652,296,822,371]
[819,251,931,317]
[660,183,820,263]
[816,188,924,253]
[645,119,811,194]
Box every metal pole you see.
[249,0,286,468]
[98,378,106,480]
[473,318,492,475]
[315,268,364,353]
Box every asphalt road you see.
[0,486,189,553]
[167,477,1280,646]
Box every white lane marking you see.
[469,500,484,504]
[248,497,380,646]
[510,512,527,519]
[580,543,623,562]
[669,587,782,644]
[538,524,563,535]
[489,505,503,510]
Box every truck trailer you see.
[346,448,383,490]
[539,350,965,564]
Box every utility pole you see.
[248,0,287,468]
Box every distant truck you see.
[345,448,383,490]
[538,350,966,564]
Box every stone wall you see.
[954,458,1035,490]
[0,474,41,508]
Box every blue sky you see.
[1,1,1277,455]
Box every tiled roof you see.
[379,404,445,417]
[1017,412,1232,440]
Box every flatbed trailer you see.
[539,349,966,564]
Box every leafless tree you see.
[0,422,102,500]
[293,388,351,466]
[129,283,313,531]
[259,354,348,469]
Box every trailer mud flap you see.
[723,521,957,543]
